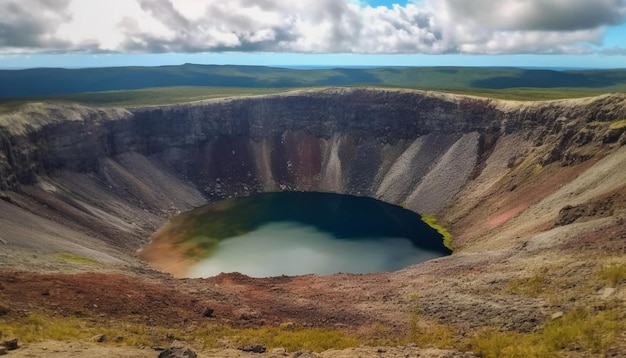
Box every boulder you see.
[158,346,198,358]
[91,334,106,343]
[202,307,214,318]
[239,344,267,353]
[2,338,17,350]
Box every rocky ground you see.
[4,341,477,358]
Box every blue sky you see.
[0,0,625,69]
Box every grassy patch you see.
[609,119,626,130]
[5,86,617,109]
[0,313,180,347]
[434,87,614,101]
[469,307,625,357]
[357,322,408,347]
[421,214,453,251]
[0,314,84,342]
[0,101,29,114]
[0,312,358,352]
[1,65,625,110]
[231,325,359,352]
[470,329,553,358]
[38,87,290,108]
[507,273,548,297]
[408,295,458,349]
[598,263,626,286]
[57,253,101,266]
[543,308,623,353]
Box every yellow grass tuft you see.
[469,307,625,357]
[609,119,626,130]
[507,273,547,297]
[0,312,359,352]
[598,263,626,286]
[231,325,359,352]
[421,214,454,251]
[57,253,101,266]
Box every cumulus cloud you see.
[0,0,73,51]
[439,0,626,32]
[435,0,626,54]
[0,0,625,55]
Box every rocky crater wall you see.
[0,88,625,262]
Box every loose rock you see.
[271,347,288,355]
[2,338,18,351]
[551,311,564,320]
[203,307,214,318]
[292,351,317,358]
[91,334,106,343]
[239,344,267,353]
[600,287,616,300]
[158,346,198,358]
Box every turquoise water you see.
[189,221,446,277]
[168,191,451,278]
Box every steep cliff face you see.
[0,88,625,267]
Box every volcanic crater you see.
[1,88,625,357]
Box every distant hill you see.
[1,64,626,99]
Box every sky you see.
[0,0,625,69]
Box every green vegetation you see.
[0,313,357,352]
[0,86,291,108]
[2,286,624,356]
[230,326,359,352]
[409,295,456,349]
[423,87,615,101]
[1,65,625,106]
[598,263,626,286]
[469,307,625,357]
[0,100,30,114]
[0,314,87,343]
[421,214,453,251]
[507,273,548,297]
[45,86,290,107]
[57,253,101,266]
[164,197,263,259]
[470,328,553,358]
[488,262,626,356]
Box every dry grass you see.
[469,307,625,357]
[230,325,359,352]
[599,263,626,286]
[609,119,626,130]
[507,273,548,297]
[0,312,358,352]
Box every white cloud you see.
[601,46,626,55]
[0,0,624,55]
[434,0,625,54]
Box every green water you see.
[161,191,451,277]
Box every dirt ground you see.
[4,341,477,358]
